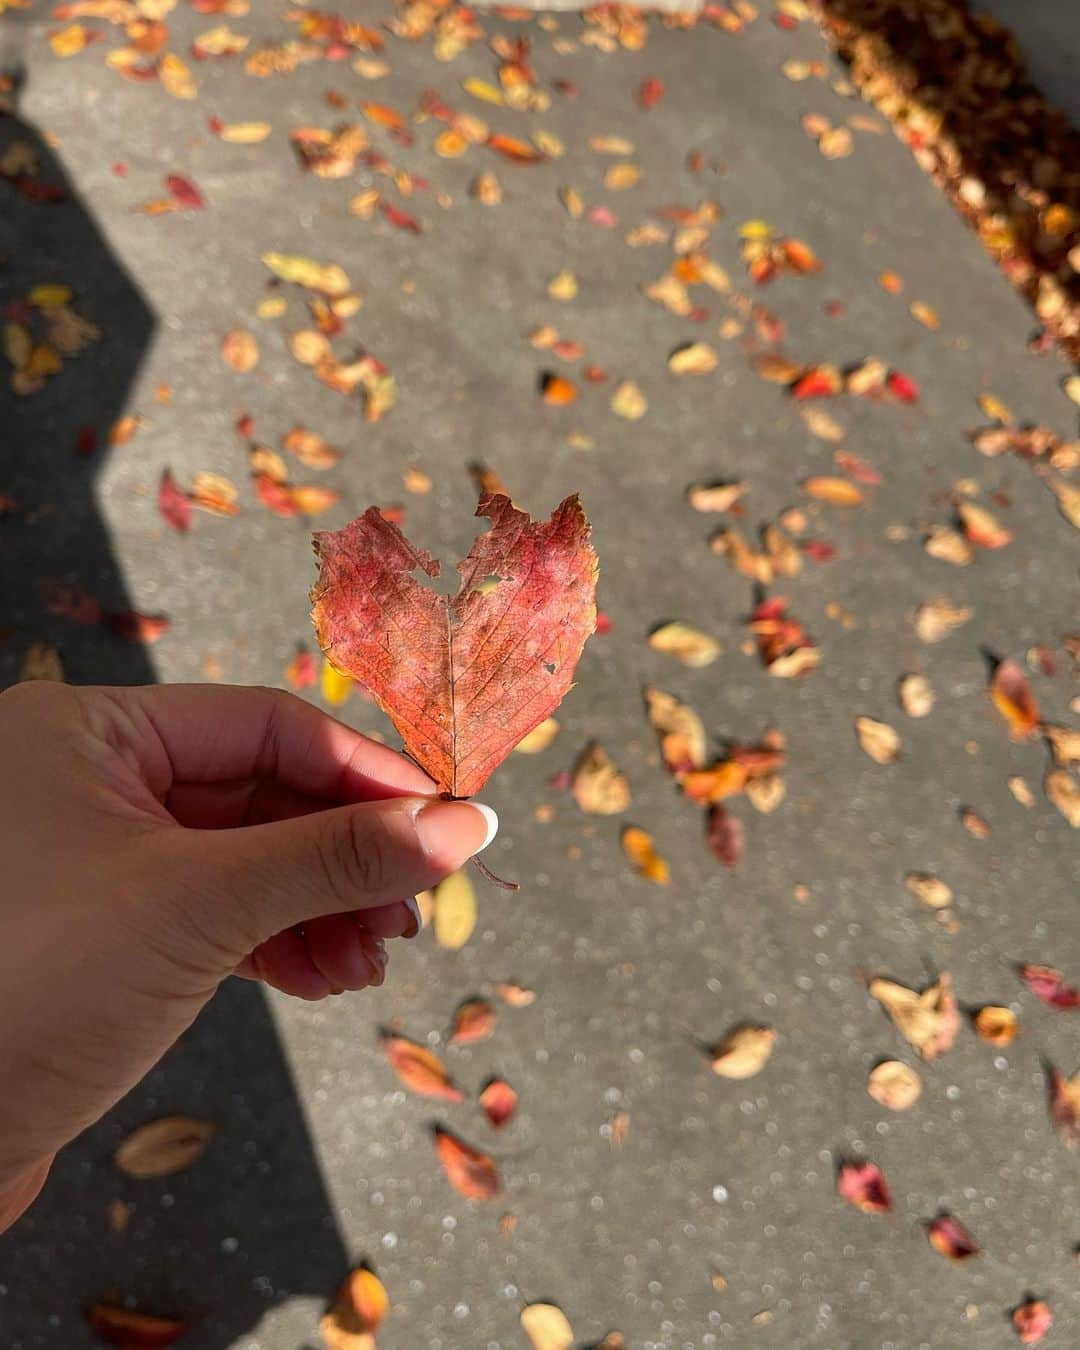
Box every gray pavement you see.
[1,3,1079,1349]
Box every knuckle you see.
[327,810,388,901]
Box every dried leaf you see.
[19,640,64,683]
[898,673,934,718]
[644,686,707,774]
[320,1267,389,1350]
[867,1060,922,1110]
[285,647,317,690]
[958,500,1012,550]
[213,120,271,144]
[960,806,991,838]
[803,476,863,506]
[837,1160,892,1213]
[433,1128,500,1200]
[514,717,559,754]
[541,373,577,406]
[1048,1065,1080,1148]
[648,620,720,668]
[520,1303,573,1350]
[86,1305,187,1347]
[114,1117,214,1179]
[1017,964,1080,1009]
[487,132,543,164]
[621,826,670,884]
[904,873,952,909]
[311,495,597,798]
[914,597,972,644]
[1046,769,1080,827]
[869,973,959,1060]
[1012,1299,1052,1345]
[479,1077,518,1128]
[706,804,744,868]
[1043,725,1080,769]
[158,469,191,534]
[159,52,196,100]
[855,716,901,764]
[686,481,745,513]
[668,341,717,375]
[926,1214,980,1262]
[972,1005,1017,1045]
[262,251,350,298]
[433,871,476,951]
[611,379,647,420]
[450,997,495,1044]
[710,1025,775,1079]
[604,162,641,191]
[221,328,259,372]
[572,742,630,814]
[381,1035,462,1101]
[990,659,1039,739]
[1045,475,1080,530]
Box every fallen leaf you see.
[541,373,578,406]
[160,53,196,100]
[803,476,863,506]
[86,1305,187,1347]
[1017,964,1080,1009]
[990,659,1039,739]
[686,481,745,513]
[433,1128,500,1200]
[710,1024,775,1079]
[479,1077,518,1128]
[904,873,952,909]
[1046,769,1080,827]
[926,1214,980,1262]
[960,805,991,838]
[611,379,647,420]
[262,251,350,297]
[311,495,597,798]
[604,162,641,191]
[1012,1299,1052,1345]
[320,1267,389,1350]
[221,328,259,372]
[1044,475,1080,530]
[706,804,744,868]
[837,1160,892,1214]
[1009,775,1036,808]
[520,1303,573,1350]
[958,500,1012,549]
[487,132,543,164]
[285,647,317,690]
[972,1005,1017,1045]
[644,686,707,774]
[867,1060,922,1110]
[514,717,559,753]
[450,997,495,1044]
[19,641,64,683]
[494,981,535,1007]
[212,119,271,144]
[1048,1064,1080,1148]
[114,1117,214,1179]
[433,871,477,951]
[648,620,720,667]
[855,716,901,764]
[914,597,972,644]
[572,741,630,814]
[898,673,934,718]
[621,826,670,884]
[1044,724,1080,768]
[668,341,717,375]
[978,391,1013,424]
[909,300,940,330]
[639,77,664,108]
[547,269,578,301]
[381,1035,462,1101]
[158,470,191,534]
[870,974,959,1060]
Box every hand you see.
[0,681,496,1232]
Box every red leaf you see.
[75,424,97,455]
[791,366,841,400]
[254,472,300,518]
[638,77,664,109]
[1018,964,1080,1009]
[311,494,598,798]
[450,997,495,1045]
[1012,1299,1052,1344]
[433,1128,500,1200]
[801,538,836,563]
[284,647,317,690]
[926,1214,980,1261]
[86,1304,187,1348]
[381,1034,463,1101]
[595,610,613,635]
[990,659,1039,740]
[836,1160,892,1214]
[479,1077,518,1128]
[381,201,421,233]
[707,805,743,868]
[43,581,102,625]
[158,469,191,534]
[886,369,918,403]
[165,174,204,210]
[105,611,170,644]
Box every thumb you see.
[160,796,497,956]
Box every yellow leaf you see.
[49,24,89,58]
[521,1304,574,1350]
[1064,374,1080,407]
[611,379,646,420]
[909,301,940,330]
[547,269,578,301]
[604,162,641,191]
[28,284,73,310]
[803,476,863,505]
[668,341,717,375]
[855,716,901,764]
[711,1025,775,1079]
[262,251,350,297]
[648,620,721,667]
[514,717,560,754]
[433,870,476,950]
[215,120,271,144]
[738,219,774,240]
[321,658,353,707]
[572,742,630,815]
[160,52,196,100]
[462,77,504,106]
[977,391,1013,424]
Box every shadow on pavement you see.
[0,62,346,1349]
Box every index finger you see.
[121,683,435,802]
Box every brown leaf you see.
[837,1160,892,1213]
[855,716,901,764]
[926,1214,980,1261]
[647,620,721,667]
[572,741,630,814]
[706,804,744,868]
[433,1128,500,1199]
[114,1118,214,1178]
[450,997,495,1044]
[867,1060,922,1110]
[710,1024,775,1079]
[990,659,1039,740]
[479,1077,518,1128]
[311,495,597,798]
[380,1035,463,1101]
[86,1305,187,1347]
[869,973,960,1060]
[644,686,707,774]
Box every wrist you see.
[0,1156,52,1234]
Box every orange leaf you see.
[487,132,543,163]
[638,77,664,109]
[990,658,1039,740]
[1012,1299,1053,1345]
[803,476,863,505]
[541,373,578,405]
[310,495,597,797]
[361,101,406,131]
[289,484,340,516]
[450,997,495,1044]
[321,1266,389,1347]
[791,365,841,400]
[433,1128,501,1199]
[479,1077,518,1128]
[958,500,1012,549]
[86,1305,187,1347]
[621,825,670,883]
[381,1034,463,1101]
[836,1160,892,1214]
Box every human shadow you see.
[0,64,347,1348]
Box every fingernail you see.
[404,896,423,938]
[415,799,499,862]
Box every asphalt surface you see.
[1,3,1079,1349]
